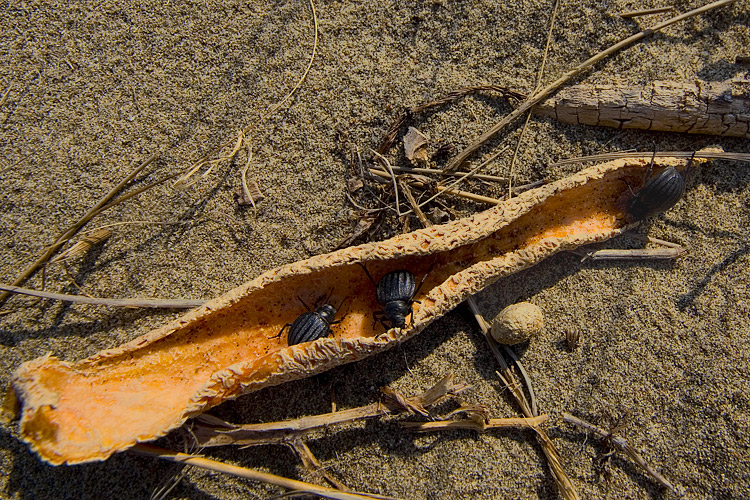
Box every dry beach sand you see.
[1,0,749,499]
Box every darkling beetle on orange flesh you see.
[359,264,429,329]
[274,296,342,346]
[626,165,686,221]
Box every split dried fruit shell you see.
[6,155,698,465]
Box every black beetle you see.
[627,165,686,221]
[275,300,339,346]
[359,264,427,329]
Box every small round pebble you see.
[490,302,545,344]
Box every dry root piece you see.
[534,80,750,138]
[6,153,707,465]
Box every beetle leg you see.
[372,310,390,332]
[269,322,292,341]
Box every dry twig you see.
[445,0,739,171]
[465,299,580,500]
[575,236,685,262]
[132,444,398,500]
[0,284,206,309]
[190,374,470,448]
[507,0,560,195]
[563,413,679,494]
[402,414,548,432]
[0,153,158,305]
[378,85,525,156]
[535,80,749,138]
[548,150,750,167]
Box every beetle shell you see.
[376,270,416,305]
[287,304,337,345]
[627,166,686,221]
[373,270,418,329]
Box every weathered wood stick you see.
[534,80,750,138]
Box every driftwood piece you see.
[534,80,750,138]
[5,154,707,466]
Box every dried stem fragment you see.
[49,228,112,263]
[0,153,158,305]
[0,284,205,309]
[191,374,469,448]
[289,438,350,491]
[132,444,397,500]
[465,298,579,500]
[402,414,547,432]
[549,149,748,167]
[563,413,679,494]
[446,0,739,171]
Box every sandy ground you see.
[1,1,749,499]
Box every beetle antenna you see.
[642,148,657,183]
[296,295,312,311]
[336,295,350,312]
[413,261,436,297]
[358,262,378,286]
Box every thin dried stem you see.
[368,169,502,206]
[0,284,205,309]
[563,413,679,493]
[445,0,739,171]
[371,150,404,216]
[548,150,750,167]
[191,374,469,448]
[0,153,158,305]
[49,228,112,264]
[386,165,509,183]
[465,297,579,500]
[398,179,430,227]
[378,85,525,155]
[132,444,398,500]
[0,80,12,106]
[575,235,686,262]
[239,145,264,211]
[411,148,507,213]
[402,414,548,432]
[578,247,685,261]
[289,439,350,491]
[507,0,560,195]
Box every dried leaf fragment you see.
[403,126,430,166]
[347,176,364,193]
[236,177,265,207]
[50,228,112,263]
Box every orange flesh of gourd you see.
[9,161,666,465]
